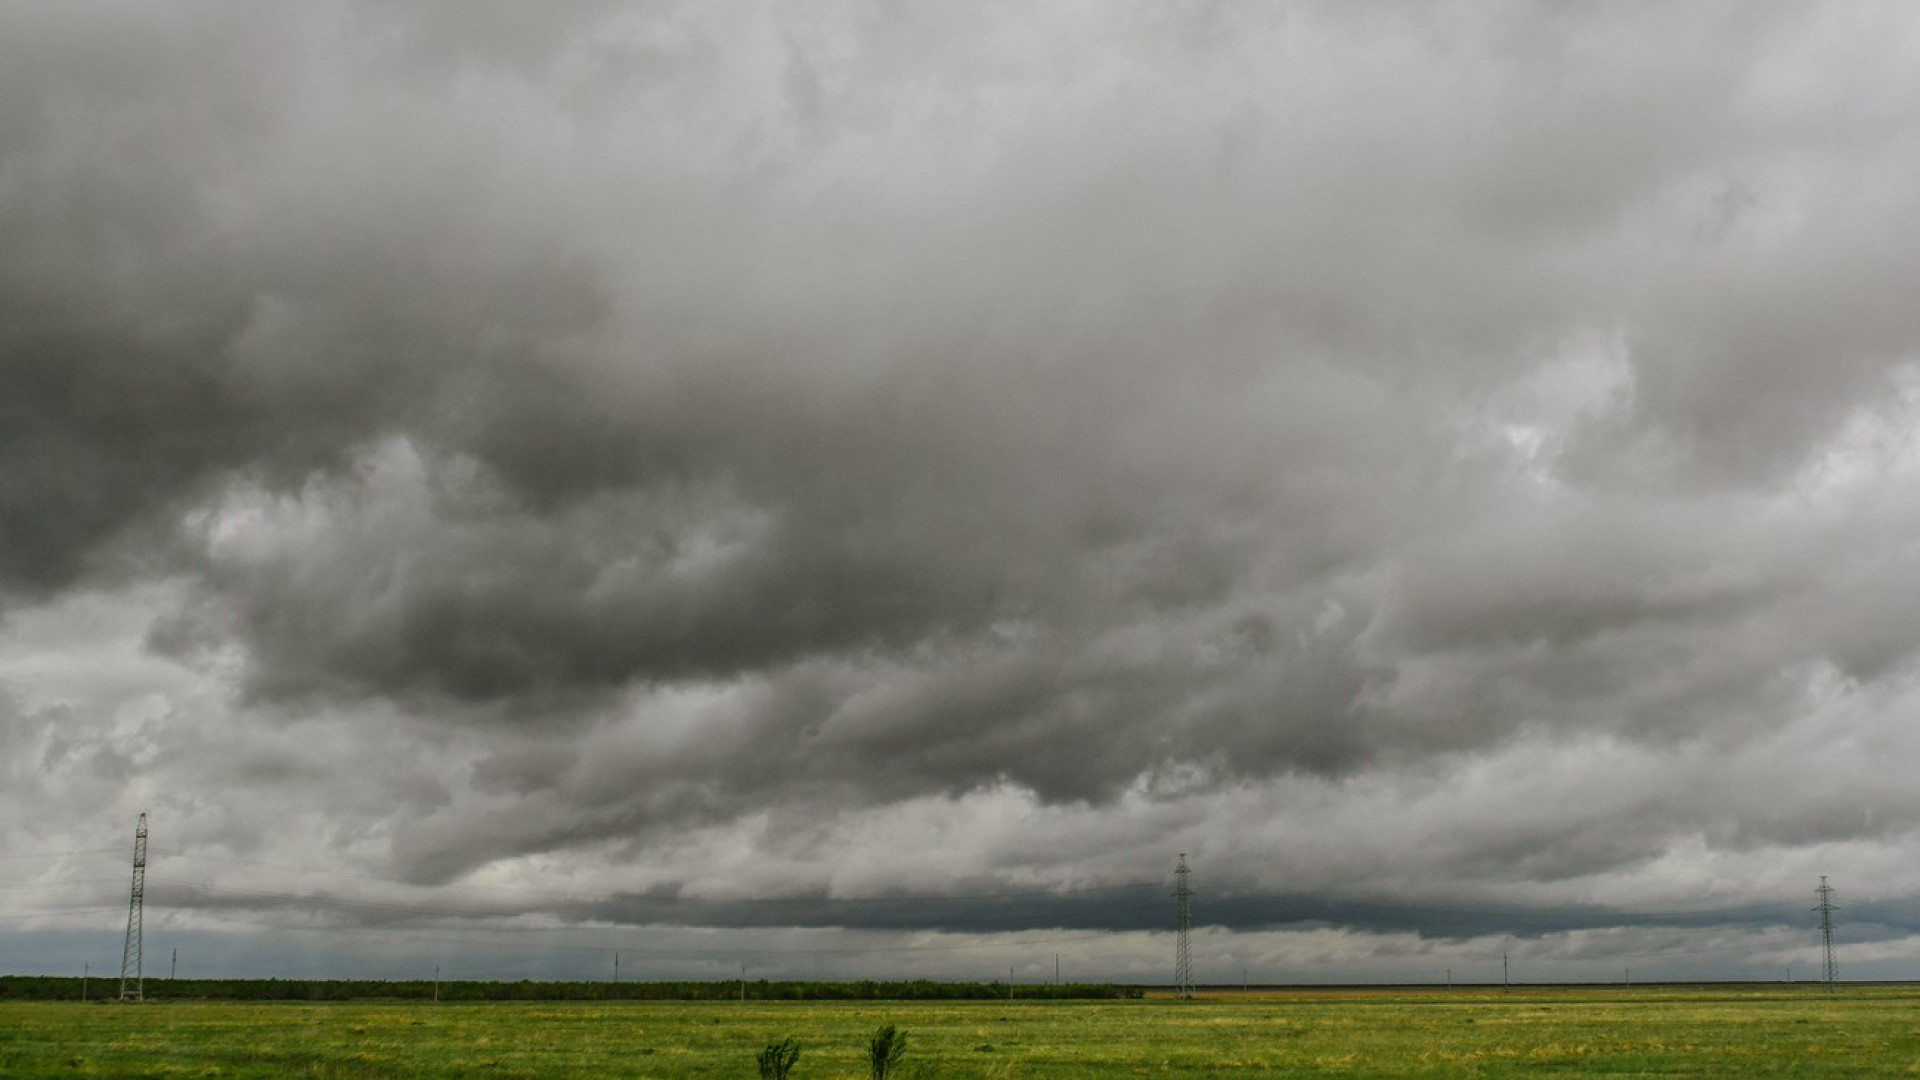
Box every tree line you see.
[0,975,1145,1002]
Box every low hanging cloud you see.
[6,0,1920,976]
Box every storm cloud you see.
[6,1,1920,982]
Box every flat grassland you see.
[5,985,1918,1078]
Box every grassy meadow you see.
[5,985,1920,1078]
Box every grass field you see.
[5,985,1919,1078]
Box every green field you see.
[5,986,1919,1078]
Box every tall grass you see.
[756,1036,800,1079]
[869,1023,907,1079]
[4,986,1918,1078]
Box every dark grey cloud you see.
[6,1,1920,981]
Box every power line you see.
[0,877,127,892]
[0,906,124,924]
[1188,875,1806,926]
[13,826,1897,985]
[151,878,535,922]
[15,843,1848,935]
[152,858,1165,906]
[145,875,1178,933]
[0,848,122,861]
[135,870,1844,957]
[161,903,1128,960]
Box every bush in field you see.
[757,1036,800,1079]
[868,1024,906,1080]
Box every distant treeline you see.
[0,975,1145,1003]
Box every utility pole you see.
[171,948,177,982]
[434,965,440,1003]
[1502,952,1509,991]
[613,951,619,983]
[1173,854,1194,1000]
[741,963,747,1003]
[1815,876,1839,993]
[119,813,148,1001]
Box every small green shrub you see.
[757,1036,801,1079]
[869,1024,907,1080]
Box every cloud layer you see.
[6,1,1920,981]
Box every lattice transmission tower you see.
[1173,853,1193,1000]
[120,812,149,1001]
[1815,875,1838,993]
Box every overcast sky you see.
[6,1,1920,986]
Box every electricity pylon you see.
[1815,876,1838,993]
[1174,853,1193,1000]
[119,813,148,1002]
